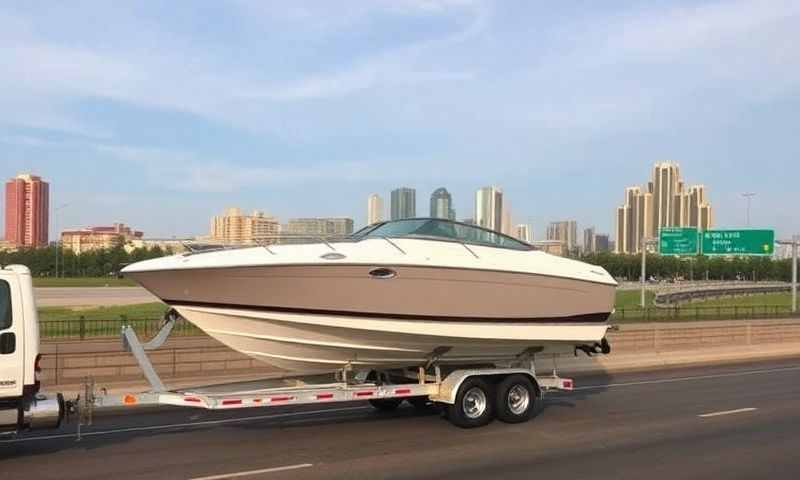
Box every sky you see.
[1,0,799,240]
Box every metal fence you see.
[612,304,800,322]
[40,315,202,341]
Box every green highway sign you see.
[701,229,775,255]
[659,227,699,255]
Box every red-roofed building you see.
[61,223,144,254]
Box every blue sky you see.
[1,0,799,239]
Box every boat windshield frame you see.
[350,218,536,251]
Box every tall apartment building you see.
[367,194,384,225]
[61,223,143,254]
[429,187,455,220]
[475,186,503,232]
[515,224,532,243]
[286,218,354,237]
[390,187,416,220]
[583,227,596,253]
[4,173,49,248]
[615,162,714,254]
[547,220,578,252]
[210,207,279,244]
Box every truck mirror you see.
[0,332,15,354]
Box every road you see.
[35,287,159,307]
[2,358,800,479]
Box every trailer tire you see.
[369,398,403,412]
[447,377,494,428]
[495,374,536,424]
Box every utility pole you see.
[742,193,756,227]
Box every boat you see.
[122,218,617,372]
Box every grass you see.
[33,277,137,287]
[615,290,655,308]
[38,302,168,321]
[691,292,793,307]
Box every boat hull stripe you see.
[165,300,611,324]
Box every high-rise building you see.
[583,227,596,253]
[390,187,416,220]
[515,224,532,243]
[615,162,714,254]
[4,173,49,248]
[475,186,503,232]
[210,207,280,244]
[367,194,384,225]
[61,223,144,254]
[547,220,578,252]
[429,188,455,220]
[595,234,610,252]
[286,218,354,237]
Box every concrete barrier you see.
[40,318,800,390]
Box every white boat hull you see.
[175,304,610,372]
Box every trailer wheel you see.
[369,398,403,412]
[495,374,536,424]
[447,377,494,428]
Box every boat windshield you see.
[352,218,533,251]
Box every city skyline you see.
[1,2,798,239]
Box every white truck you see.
[0,264,578,434]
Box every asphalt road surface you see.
[35,287,159,307]
[3,358,800,480]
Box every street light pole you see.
[54,203,70,278]
[742,193,756,227]
[777,236,799,313]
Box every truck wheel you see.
[447,377,494,428]
[369,398,403,411]
[495,374,536,424]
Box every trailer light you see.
[394,388,412,395]
[269,396,292,402]
[316,393,334,400]
[222,399,243,406]
[123,394,137,405]
[355,391,374,397]
[562,379,574,390]
[184,397,202,403]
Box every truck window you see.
[0,280,10,330]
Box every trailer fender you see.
[429,368,540,405]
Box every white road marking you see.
[189,463,313,480]
[698,408,758,418]
[0,406,371,444]
[571,365,800,391]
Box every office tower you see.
[583,227,596,253]
[547,220,578,252]
[475,186,503,232]
[367,194,384,225]
[515,224,532,243]
[210,207,280,244]
[429,188,455,220]
[4,173,49,247]
[615,162,714,254]
[595,234,610,252]
[390,187,416,220]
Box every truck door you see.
[0,276,24,398]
